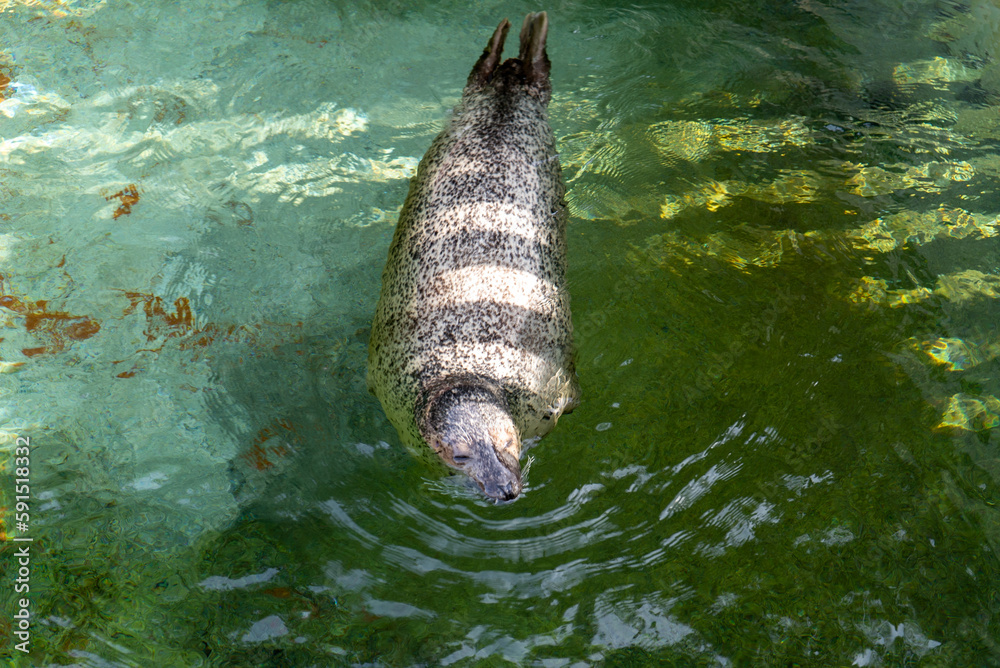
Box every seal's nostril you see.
[453,455,470,464]
[488,480,521,502]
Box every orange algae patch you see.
[0,274,100,357]
[240,420,296,471]
[121,292,194,340]
[105,184,140,219]
[118,290,265,354]
[262,587,294,599]
[65,318,101,340]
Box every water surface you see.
[1,0,999,665]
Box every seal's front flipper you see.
[469,18,511,87]
[519,11,550,89]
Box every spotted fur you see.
[367,12,579,500]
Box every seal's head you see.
[420,378,522,501]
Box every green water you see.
[1,0,999,665]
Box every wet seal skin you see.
[367,12,579,501]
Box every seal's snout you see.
[483,470,522,502]
[422,380,524,500]
[447,430,523,501]
[452,442,521,501]
[473,442,522,501]
[485,482,520,502]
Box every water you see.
[1,0,998,665]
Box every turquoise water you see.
[1,0,999,665]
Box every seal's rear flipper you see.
[469,18,511,86]
[519,12,550,89]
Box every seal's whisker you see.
[521,453,534,479]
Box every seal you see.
[367,12,579,501]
